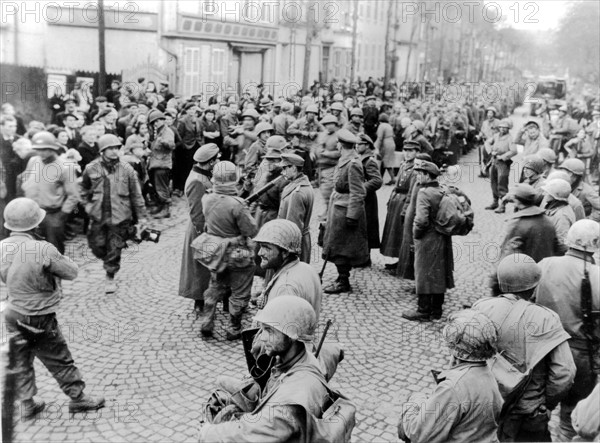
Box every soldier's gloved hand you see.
[345,217,358,228]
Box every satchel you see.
[306,389,356,443]
[487,300,531,403]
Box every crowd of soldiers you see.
[1,77,599,442]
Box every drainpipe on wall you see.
[158,0,179,92]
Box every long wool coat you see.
[178,167,212,300]
[380,158,417,257]
[413,181,455,294]
[322,152,369,266]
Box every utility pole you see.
[302,1,317,94]
[383,0,394,90]
[98,0,106,95]
[350,0,359,86]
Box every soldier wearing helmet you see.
[198,296,354,442]
[244,122,273,177]
[399,309,503,442]
[484,118,517,213]
[535,220,600,441]
[314,115,341,223]
[251,136,289,231]
[345,107,364,135]
[80,134,147,293]
[558,158,600,222]
[277,153,314,263]
[541,178,576,246]
[477,106,500,176]
[1,197,105,419]
[518,154,546,205]
[473,253,575,442]
[227,108,259,167]
[549,104,580,154]
[146,109,175,219]
[253,219,322,319]
[192,161,258,340]
[546,170,586,220]
[286,104,324,180]
[21,131,80,253]
[328,101,348,126]
[515,119,550,157]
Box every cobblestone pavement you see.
[5,115,548,442]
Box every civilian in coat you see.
[178,144,220,316]
[374,113,397,184]
[147,110,176,219]
[277,153,314,263]
[356,134,383,254]
[402,160,454,322]
[76,126,99,172]
[322,129,368,294]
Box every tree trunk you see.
[383,0,394,89]
[350,0,359,86]
[404,17,420,81]
[302,1,316,94]
[98,0,106,95]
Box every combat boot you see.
[21,397,45,420]
[485,200,499,210]
[69,394,105,414]
[494,202,506,213]
[324,277,351,294]
[226,314,242,341]
[153,205,171,219]
[401,309,431,322]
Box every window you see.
[366,3,370,19]
[334,50,341,78]
[183,47,201,98]
[345,49,352,78]
[212,49,226,88]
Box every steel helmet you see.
[147,109,166,124]
[3,198,46,232]
[498,119,511,129]
[541,179,571,201]
[522,155,545,175]
[212,161,238,184]
[31,131,60,151]
[255,122,274,136]
[497,253,542,293]
[330,102,345,112]
[546,170,571,182]
[350,108,363,117]
[253,295,317,342]
[241,109,260,120]
[265,135,287,151]
[305,104,319,114]
[559,158,585,176]
[332,93,344,102]
[537,148,557,164]
[442,309,497,362]
[566,220,600,253]
[254,219,302,255]
[412,120,425,132]
[321,114,339,126]
[98,134,122,152]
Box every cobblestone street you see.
[4,134,533,442]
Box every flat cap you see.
[337,128,359,144]
[366,95,376,101]
[279,153,305,167]
[413,160,440,176]
[524,120,540,129]
[95,96,107,103]
[193,143,220,163]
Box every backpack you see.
[434,185,474,236]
